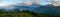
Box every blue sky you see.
[0,0,33,3]
[0,0,49,5]
[40,0,49,5]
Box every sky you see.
[0,0,32,4]
[0,0,49,6]
[0,0,59,6]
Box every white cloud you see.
[23,2,32,6]
[0,3,15,10]
[51,0,60,6]
[0,3,12,6]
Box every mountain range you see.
[12,3,56,15]
[0,2,60,15]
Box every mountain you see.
[3,2,54,13]
[12,2,42,11]
[13,3,56,14]
[0,2,59,15]
[55,6,60,14]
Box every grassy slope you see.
[0,10,60,17]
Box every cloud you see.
[14,2,33,6]
[52,0,60,6]
[33,0,40,4]
[0,3,15,10]
[23,2,32,6]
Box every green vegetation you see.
[0,9,59,17]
